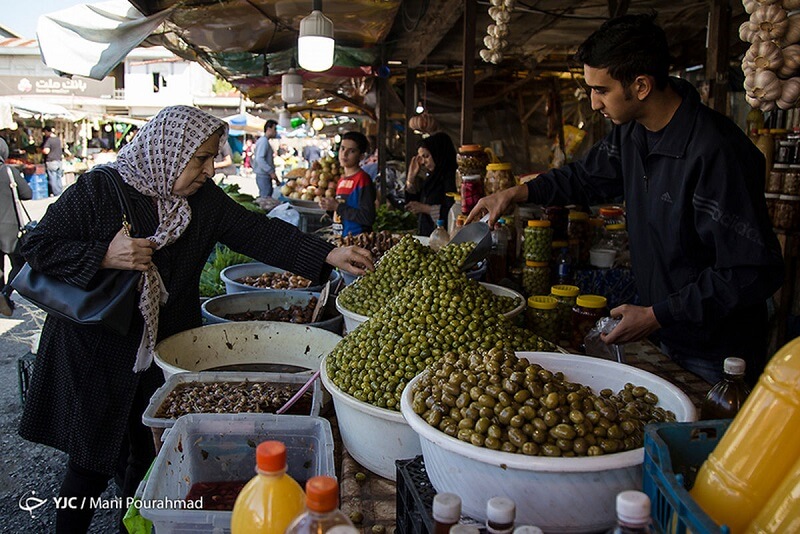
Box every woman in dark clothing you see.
[405,132,457,236]
[18,105,373,534]
[0,137,32,316]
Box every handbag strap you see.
[6,166,32,229]
[92,166,138,237]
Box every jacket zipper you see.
[643,174,649,192]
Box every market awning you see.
[223,112,266,136]
[0,97,82,121]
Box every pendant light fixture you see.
[281,68,304,104]
[298,0,335,72]
[278,105,292,129]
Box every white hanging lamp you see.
[278,106,292,129]
[298,0,334,72]
[281,68,304,104]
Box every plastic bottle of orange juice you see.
[745,453,800,533]
[690,336,800,533]
[231,440,306,533]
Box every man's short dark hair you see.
[575,13,672,90]
[341,131,368,155]
[43,126,54,133]
[264,120,278,132]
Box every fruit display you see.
[411,347,676,456]
[279,155,341,201]
[236,271,313,290]
[337,231,402,262]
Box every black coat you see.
[19,168,334,474]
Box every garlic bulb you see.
[780,44,800,78]
[777,77,800,108]
[480,49,492,62]
[751,5,789,41]
[783,0,800,9]
[779,13,800,47]
[743,41,784,71]
[745,69,784,101]
[743,0,781,14]
[740,20,764,43]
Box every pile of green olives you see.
[326,278,554,411]
[411,347,676,457]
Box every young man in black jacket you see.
[468,13,784,385]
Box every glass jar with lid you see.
[526,296,559,343]
[523,261,550,297]
[783,165,800,195]
[550,284,580,342]
[567,210,591,266]
[599,206,625,226]
[523,220,552,262]
[460,175,484,215]
[571,295,608,351]
[456,144,489,189]
[775,195,800,230]
[544,205,569,241]
[485,162,515,195]
[768,165,787,194]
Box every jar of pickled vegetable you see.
[460,175,484,215]
[456,144,489,189]
[523,261,550,297]
[567,211,590,266]
[544,205,569,241]
[571,295,608,351]
[485,162,515,195]
[523,220,552,262]
[550,284,579,342]
[599,206,625,226]
[526,296,559,343]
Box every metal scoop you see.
[449,221,492,271]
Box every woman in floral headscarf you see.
[18,105,373,533]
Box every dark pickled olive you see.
[508,427,526,448]
[485,437,501,450]
[541,444,562,457]
[550,424,577,441]
[521,442,540,456]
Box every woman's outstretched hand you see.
[101,227,156,271]
[326,245,374,276]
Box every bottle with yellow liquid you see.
[231,440,306,533]
[746,453,800,533]
[690,336,800,533]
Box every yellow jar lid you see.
[527,220,551,227]
[487,162,512,171]
[771,129,788,134]
[528,295,558,310]
[606,223,626,231]
[576,295,607,308]
[551,240,569,248]
[525,260,549,267]
[551,284,580,297]
[757,129,770,134]
[568,211,589,221]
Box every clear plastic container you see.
[691,336,800,533]
[523,261,550,298]
[552,242,573,286]
[571,295,608,351]
[285,476,354,533]
[767,166,786,194]
[523,220,552,262]
[231,441,307,533]
[544,205,569,241]
[461,175,484,215]
[567,211,591,266]
[784,165,800,195]
[774,195,800,230]
[526,296,559,343]
[699,358,751,420]
[550,284,580,342]
[488,220,511,284]
[485,162,515,195]
[456,144,490,189]
[599,206,625,226]
[429,220,450,252]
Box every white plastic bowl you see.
[400,351,697,533]
[154,321,342,380]
[320,354,421,480]
[336,282,525,334]
[589,247,616,268]
[220,262,340,294]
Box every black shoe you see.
[0,295,14,317]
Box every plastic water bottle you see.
[608,491,653,533]
[285,476,354,533]
[231,441,306,533]
[486,496,515,534]
[691,336,800,532]
[432,493,461,534]
[488,219,510,283]
[429,219,450,252]
[699,357,751,420]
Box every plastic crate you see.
[395,456,435,534]
[643,420,732,534]
[140,413,335,534]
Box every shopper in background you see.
[318,132,376,237]
[467,13,784,385]
[0,138,32,316]
[302,142,322,164]
[41,125,64,196]
[253,119,278,199]
[405,132,457,236]
[18,105,373,534]
[213,137,237,177]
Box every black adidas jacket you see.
[526,78,784,370]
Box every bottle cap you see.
[327,527,359,534]
[616,491,651,525]
[486,496,516,524]
[256,441,286,472]
[599,206,624,217]
[432,493,462,523]
[527,219,551,227]
[512,527,544,534]
[497,218,506,224]
[551,284,580,297]
[724,357,746,375]
[576,295,607,308]
[437,219,445,226]
[305,475,339,512]
[568,210,589,221]
[528,296,558,310]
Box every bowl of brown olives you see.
[400,348,696,532]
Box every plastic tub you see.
[335,282,525,334]
[139,413,335,533]
[220,262,340,294]
[589,247,616,268]
[201,290,343,334]
[141,371,323,451]
[320,354,420,480]
[400,351,697,533]
[153,322,341,380]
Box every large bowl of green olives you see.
[335,282,525,334]
[400,350,696,532]
[320,354,421,480]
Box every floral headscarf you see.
[111,105,227,372]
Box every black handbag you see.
[11,167,142,336]
[6,166,37,254]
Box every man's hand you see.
[601,304,661,344]
[318,197,338,211]
[326,246,374,276]
[465,184,528,226]
[405,200,429,215]
[101,227,156,271]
